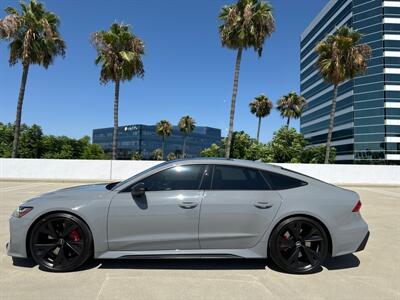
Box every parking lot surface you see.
[0,181,399,300]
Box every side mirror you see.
[131,182,146,197]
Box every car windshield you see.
[111,161,170,190]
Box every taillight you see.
[352,200,362,212]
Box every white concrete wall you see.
[275,163,400,185]
[1,158,399,185]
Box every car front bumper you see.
[6,216,31,258]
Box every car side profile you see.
[7,158,369,274]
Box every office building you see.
[93,124,221,159]
[300,0,400,163]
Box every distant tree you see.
[0,0,66,158]
[131,151,142,160]
[156,120,173,160]
[219,0,275,158]
[81,143,106,159]
[276,92,307,127]
[0,123,107,159]
[244,142,271,162]
[0,122,14,157]
[302,145,336,164]
[178,115,196,158]
[167,152,176,161]
[18,124,43,158]
[316,26,371,163]
[268,126,307,163]
[200,143,223,158]
[152,148,163,161]
[229,131,254,159]
[249,94,273,142]
[92,23,145,160]
[201,131,255,159]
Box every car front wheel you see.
[29,213,92,272]
[269,216,329,274]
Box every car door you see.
[107,164,206,251]
[199,164,282,249]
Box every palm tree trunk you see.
[225,47,243,158]
[162,136,165,160]
[256,117,262,143]
[12,63,30,158]
[325,84,338,164]
[112,80,120,160]
[287,117,290,127]
[182,134,187,158]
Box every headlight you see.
[12,206,33,218]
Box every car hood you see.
[24,183,111,205]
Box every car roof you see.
[163,158,283,172]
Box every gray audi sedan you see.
[7,158,369,274]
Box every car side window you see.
[211,165,269,190]
[261,171,308,190]
[139,165,206,191]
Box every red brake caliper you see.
[69,229,80,242]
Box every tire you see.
[29,213,93,272]
[268,216,328,274]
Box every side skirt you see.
[119,254,241,259]
[95,245,268,260]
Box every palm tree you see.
[0,0,65,158]
[178,115,196,158]
[219,0,275,158]
[316,26,371,163]
[249,95,273,142]
[92,23,144,160]
[156,120,173,160]
[276,92,307,127]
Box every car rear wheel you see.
[269,216,328,274]
[29,213,92,272]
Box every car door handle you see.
[254,202,273,209]
[179,201,198,209]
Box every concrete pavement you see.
[0,181,399,300]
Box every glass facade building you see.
[300,0,400,164]
[93,124,221,159]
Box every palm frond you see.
[219,0,275,56]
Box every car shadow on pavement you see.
[93,254,360,273]
[12,254,360,273]
[94,258,267,270]
[323,254,360,270]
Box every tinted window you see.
[140,165,205,191]
[211,165,269,190]
[262,171,307,190]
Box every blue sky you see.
[0,0,327,143]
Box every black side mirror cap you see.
[131,182,146,197]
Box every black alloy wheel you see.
[29,213,92,272]
[269,216,328,274]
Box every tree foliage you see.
[276,92,307,126]
[167,152,176,161]
[201,126,336,163]
[316,26,371,163]
[316,26,371,86]
[131,151,142,160]
[92,23,144,84]
[0,0,66,68]
[0,123,106,159]
[152,148,163,161]
[219,0,275,56]
[249,94,273,141]
[178,115,196,158]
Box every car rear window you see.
[211,165,269,190]
[261,171,308,190]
